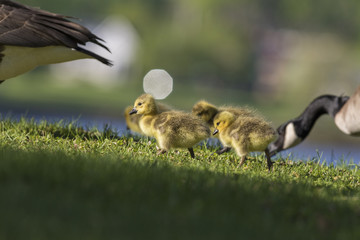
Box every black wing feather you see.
[0,0,111,57]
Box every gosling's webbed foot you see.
[210,147,231,157]
[236,156,247,169]
[216,147,231,155]
[267,161,274,172]
[157,149,167,155]
[265,149,274,172]
[188,148,195,158]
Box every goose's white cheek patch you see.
[283,123,302,149]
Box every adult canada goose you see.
[213,111,277,170]
[266,92,358,156]
[130,94,210,158]
[192,100,258,154]
[124,102,172,135]
[0,0,112,83]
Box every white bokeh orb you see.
[143,69,173,99]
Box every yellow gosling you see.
[124,102,172,135]
[129,94,210,158]
[213,111,277,170]
[192,100,258,154]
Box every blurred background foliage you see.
[11,0,359,90]
[1,0,360,147]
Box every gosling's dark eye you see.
[216,122,220,126]
[138,102,142,106]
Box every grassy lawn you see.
[0,118,359,240]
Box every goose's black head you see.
[266,121,296,156]
[266,94,350,156]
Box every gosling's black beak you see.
[213,129,219,136]
[129,108,137,115]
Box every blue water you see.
[2,112,359,166]
[273,142,360,166]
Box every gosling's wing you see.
[0,0,111,65]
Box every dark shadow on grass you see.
[0,146,359,240]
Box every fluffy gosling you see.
[213,111,277,170]
[129,94,210,158]
[124,103,172,135]
[192,100,258,154]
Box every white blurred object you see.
[143,69,173,100]
[49,16,139,86]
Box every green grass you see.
[0,118,360,240]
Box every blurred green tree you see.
[23,0,360,90]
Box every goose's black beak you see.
[213,129,219,136]
[129,108,137,115]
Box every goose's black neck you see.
[291,95,349,138]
